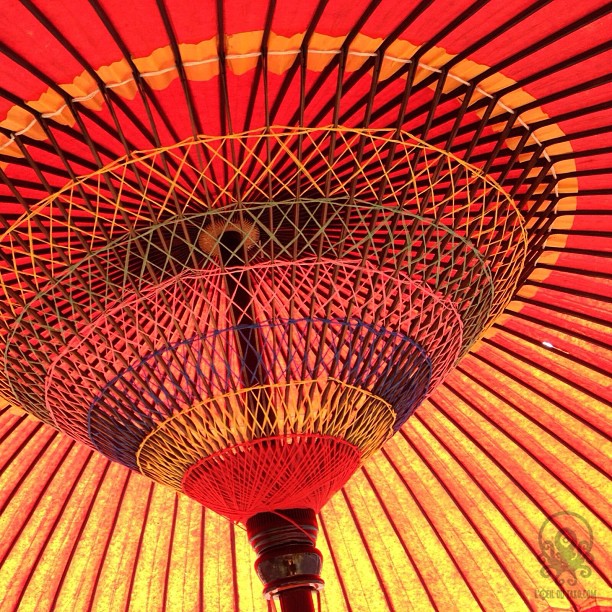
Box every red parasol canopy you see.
[0,1,610,610]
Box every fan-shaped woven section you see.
[44,262,461,472]
[181,435,361,523]
[1,127,525,428]
[136,381,394,489]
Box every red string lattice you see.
[182,435,361,523]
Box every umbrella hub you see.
[247,508,323,610]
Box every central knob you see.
[198,217,260,260]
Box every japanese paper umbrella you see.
[0,1,610,610]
